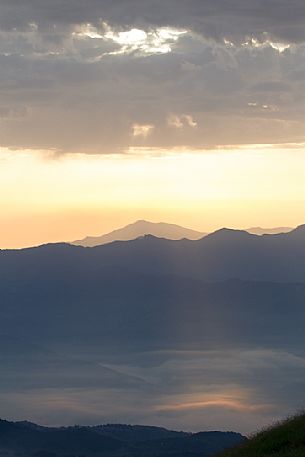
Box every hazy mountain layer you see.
[4,224,305,283]
[72,220,205,247]
[1,227,305,431]
[71,219,293,247]
[245,226,293,235]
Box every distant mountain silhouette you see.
[5,224,305,283]
[71,220,294,247]
[1,225,305,350]
[0,419,245,457]
[245,226,293,235]
[1,226,305,427]
[72,220,205,246]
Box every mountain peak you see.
[205,227,254,241]
[134,219,150,224]
[72,220,205,247]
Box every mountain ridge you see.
[71,220,295,248]
[71,220,206,247]
[0,418,246,457]
[2,224,305,283]
[1,230,305,430]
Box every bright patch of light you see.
[106,28,147,45]
[74,23,187,56]
[132,124,154,138]
[105,26,186,55]
[242,37,290,53]
[268,42,290,52]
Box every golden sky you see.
[1,6,305,250]
[2,145,305,249]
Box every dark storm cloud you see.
[2,0,305,44]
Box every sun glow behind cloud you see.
[73,23,187,57]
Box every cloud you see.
[0,3,305,153]
[168,114,197,129]
[132,123,155,138]
[156,396,271,413]
[2,1,305,44]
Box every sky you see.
[1,146,305,248]
[1,1,305,246]
[1,0,305,435]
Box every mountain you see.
[217,414,305,457]
[0,419,245,457]
[2,227,305,350]
[71,220,294,247]
[5,224,305,283]
[1,226,305,429]
[245,226,293,235]
[71,220,205,246]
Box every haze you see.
[1,0,305,440]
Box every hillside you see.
[72,220,205,246]
[0,419,245,457]
[217,414,305,457]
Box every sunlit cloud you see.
[132,123,155,138]
[241,37,291,53]
[73,23,187,57]
[168,114,198,129]
[103,26,187,55]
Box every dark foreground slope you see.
[0,419,245,457]
[217,414,305,457]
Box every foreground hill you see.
[0,419,245,457]
[217,414,305,457]
[72,220,205,246]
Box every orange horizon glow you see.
[1,145,305,249]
